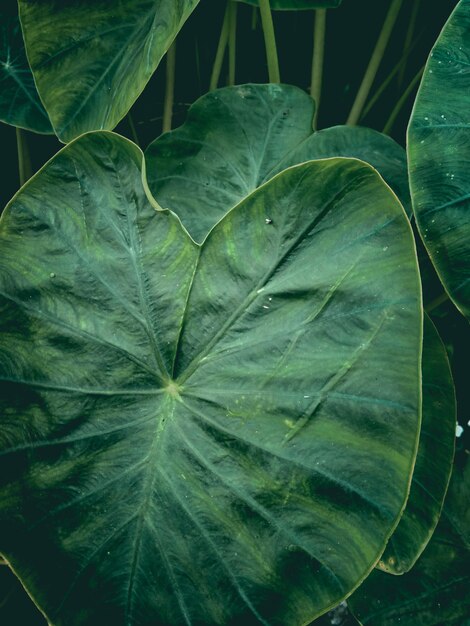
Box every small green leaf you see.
[349,456,470,625]
[18,0,199,142]
[0,132,421,625]
[377,314,456,574]
[146,84,410,242]
[236,0,342,9]
[0,2,52,134]
[408,0,470,320]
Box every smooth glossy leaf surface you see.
[349,455,470,625]
[18,0,199,142]
[0,132,422,626]
[377,315,456,574]
[0,2,52,133]
[236,0,342,9]
[146,84,410,241]
[408,0,470,319]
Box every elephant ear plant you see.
[0,1,468,625]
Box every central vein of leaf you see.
[165,380,182,398]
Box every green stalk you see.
[259,0,280,83]
[162,41,176,133]
[425,291,450,313]
[398,0,421,88]
[361,31,423,119]
[228,1,238,86]
[383,65,424,134]
[346,0,404,126]
[16,127,32,187]
[310,9,327,130]
[209,2,230,91]
[127,113,140,147]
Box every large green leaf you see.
[0,2,52,133]
[0,132,422,625]
[236,1,342,9]
[145,83,410,242]
[377,315,456,575]
[18,0,199,143]
[408,0,470,319]
[349,455,470,625]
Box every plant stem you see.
[361,30,423,119]
[398,0,421,88]
[16,127,32,187]
[383,65,424,134]
[346,0,404,125]
[209,2,230,91]
[127,113,140,146]
[162,41,176,133]
[228,1,238,86]
[259,0,280,83]
[425,291,450,313]
[310,9,327,130]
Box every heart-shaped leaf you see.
[146,84,411,242]
[349,454,470,625]
[0,132,422,625]
[408,0,470,319]
[376,314,456,575]
[236,1,342,9]
[0,2,52,134]
[17,0,199,142]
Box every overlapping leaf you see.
[146,84,410,241]
[18,0,199,142]
[377,315,456,575]
[0,132,421,625]
[408,0,470,319]
[349,455,470,625]
[0,2,52,133]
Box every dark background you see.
[1,1,468,625]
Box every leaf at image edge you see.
[408,0,470,320]
[18,0,199,142]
